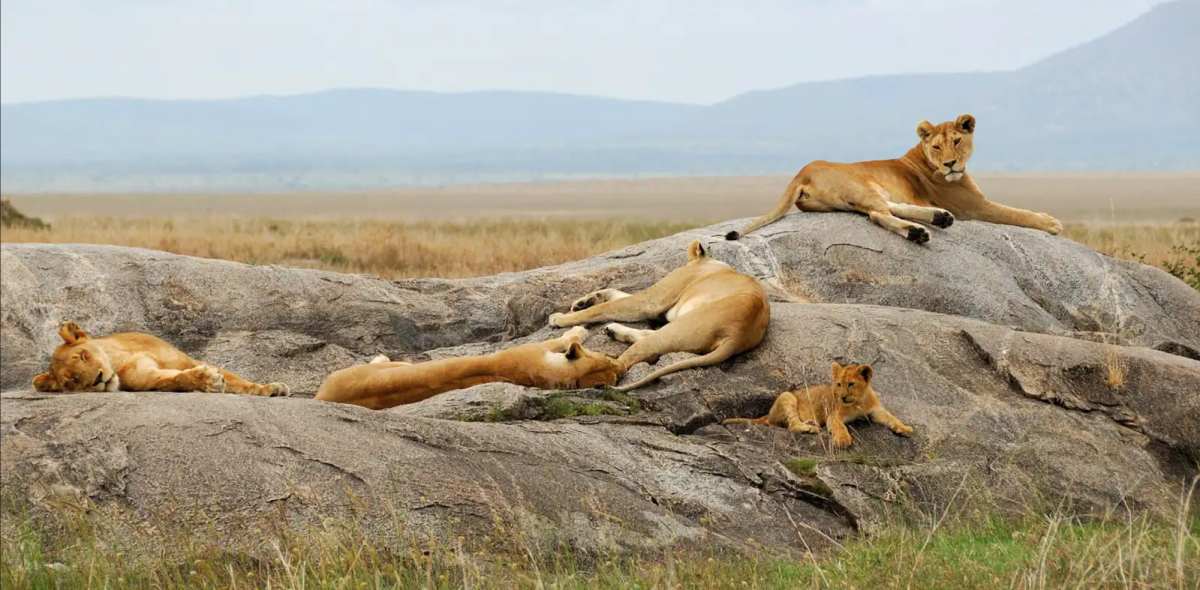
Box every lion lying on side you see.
[549,240,770,392]
[727,114,1063,243]
[315,327,623,410]
[32,321,289,396]
[723,362,912,448]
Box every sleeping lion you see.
[32,321,289,396]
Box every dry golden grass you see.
[3,216,1198,281]
[1,217,704,279]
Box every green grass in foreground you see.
[2,504,1196,590]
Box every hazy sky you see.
[0,0,1168,105]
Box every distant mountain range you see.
[2,0,1197,192]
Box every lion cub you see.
[723,362,912,448]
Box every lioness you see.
[549,240,769,392]
[32,321,290,396]
[315,327,624,410]
[726,114,1063,243]
[723,362,912,448]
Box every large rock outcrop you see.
[3,213,1198,557]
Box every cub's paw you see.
[369,354,391,364]
[187,365,226,393]
[788,420,819,434]
[265,382,291,397]
[832,434,853,449]
[892,423,914,437]
[931,210,955,229]
[906,225,930,244]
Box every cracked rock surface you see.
[2,213,1198,556]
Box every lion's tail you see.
[721,415,770,426]
[726,182,804,240]
[614,339,741,393]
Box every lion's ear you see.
[32,373,61,392]
[565,342,584,361]
[687,240,707,261]
[916,120,934,140]
[830,361,842,379]
[59,321,88,344]
[859,365,873,383]
[956,114,976,134]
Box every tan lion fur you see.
[31,321,289,396]
[727,114,1063,243]
[723,362,912,448]
[315,327,624,410]
[549,240,770,392]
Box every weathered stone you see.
[2,213,1198,557]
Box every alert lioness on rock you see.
[32,321,290,396]
[549,240,770,392]
[315,327,623,410]
[723,362,912,448]
[727,114,1063,243]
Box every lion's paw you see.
[931,210,955,229]
[893,423,914,437]
[548,312,569,328]
[832,434,853,449]
[188,365,226,393]
[571,295,599,312]
[906,225,930,244]
[1043,215,1063,236]
[265,382,291,397]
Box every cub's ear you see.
[830,361,842,379]
[59,321,88,344]
[956,114,976,134]
[687,240,707,261]
[859,365,873,383]
[565,341,584,361]
[916,120,935,139]
[32,373,61,392]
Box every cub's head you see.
[534,334,625,390]
[32,322,119,393]
[830,362,874,405]
[916,114,975,182]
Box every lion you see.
[726,114,1063,243]
[315,327,624,410]
[722,362,912,448]
[548,239,770,392]
[32,321,290,396]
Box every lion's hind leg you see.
[887,202,954,229]
[605,323,655,344]
[769,391,819,433]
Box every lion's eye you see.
[954,138,961,146]
[932,145,941,151]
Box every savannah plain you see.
[2,173,1199,589]
[4,173,1199,283]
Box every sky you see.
[0,0,1169,105]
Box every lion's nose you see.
[943,159,958,168]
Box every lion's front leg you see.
[969,201,1063,235]
[571,289,632,312]
[220,369,290,397]
[869,407,914,436]
[119,356,226,392]
[550,291,670,328]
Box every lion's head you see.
[32,321,120,393]
[916,114,975,182]
[558,341,625,389]
[830,361,874,405]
